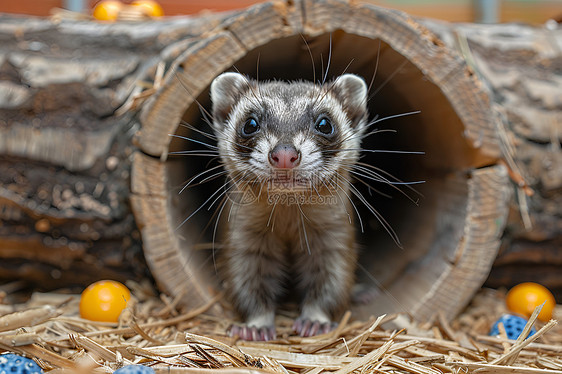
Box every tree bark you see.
[0,13,224,289]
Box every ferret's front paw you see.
[293,317,337,337]
[227,324,277,341]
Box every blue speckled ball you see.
[114,365,155,374]
[490,314,536,340]
[0,353,42,374]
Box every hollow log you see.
[0,1,560,318]
[131,0,512,322]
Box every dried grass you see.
[1,284,561,374]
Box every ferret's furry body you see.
[210,73,368,341]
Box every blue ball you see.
[0,353,43,374]
[114,365,155,374]
[490,314,536,340]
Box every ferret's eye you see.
[315,117,333,135]
[242,117,260,136]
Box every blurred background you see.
[1,0,561,24]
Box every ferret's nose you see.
[269,144,300,169]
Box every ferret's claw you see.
[293,318,337,337]
[228,324,276,341]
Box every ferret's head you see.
[210,72,368,194]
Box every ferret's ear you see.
[331,74,368,128]
[210,72,250,126]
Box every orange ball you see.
[506,282,556,322]
[93,0,123,21]
[80,280,131,322]
[131,0,164,17]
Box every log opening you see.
[131,0,511,321]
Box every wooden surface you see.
[0,0,560,315]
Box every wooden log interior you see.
[131,0,511,321]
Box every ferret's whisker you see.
[296,201,312,255]
[339,167,392,199]
[338,111,422,145]
[338,171,402,247]
[325,148,425,155]
[176,181,232,230]
[368,58,409,101]
[338,58,355,78]
[337,179,365,232]
[357,128,397,141]
[352,168,419,207]
[266,199,277,230]
[327,172,365,233]
[211,195,228,274]
[168,134,219,150]
[322,33,333,84]
[355,161,424,198]
[349,167,424,186]
[253,177,269,200]
[300,33,316,84]
[179,165,226,194]
[169,150,217,155]
[346,169,422,204]
[318,166,355,226]
[313,59,355,107]
[179,121,217,140]
[310,179,323,199]
[356,262,410,314]
[209,173,254,213]
[256,52,261,83]
[195,100,215,129]
[342,162,420,202]
[180,170,248,229]
[198,170,230,185]
[366,39,382,94]
[320,54,325,85]
[181,171,229,192]
[350,185,401,248]
[178,121,256,152]
[169,152,250,161]
[367,110,421,126]
[342,162,424,186]
[339,125,395,145]
[172,70,213,127]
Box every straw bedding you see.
[1,282,561,374]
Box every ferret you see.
[209,72,368,341]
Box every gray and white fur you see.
[210,72,368,341]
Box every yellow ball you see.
[93,1,123,21]
[506,282,556,322]
[80,280,131,322]
[131,0,164,17]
